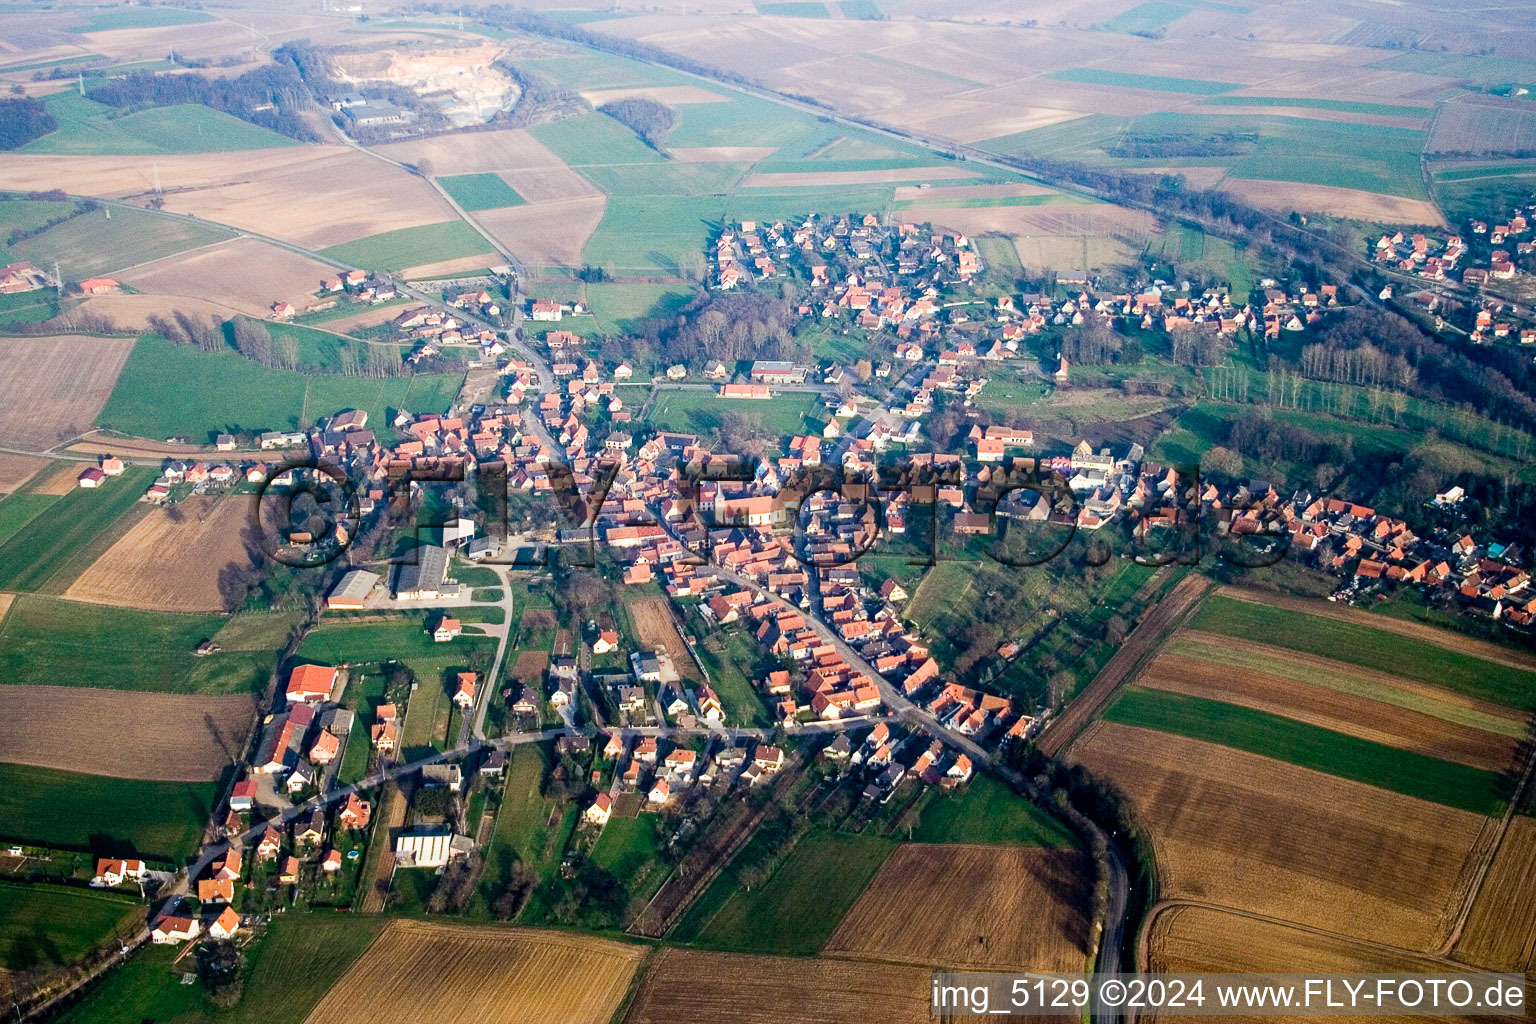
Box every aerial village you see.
[65,210,1531,948]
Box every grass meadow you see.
[318,221,492,274]
[23,91,296,155]
[691,830,894,955]
[0,594,275,694]
[100,334,462,441]
[0,881,139,967]
[0,467,153,592]
[0,763,218,861]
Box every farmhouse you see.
[77,278,120,295]
[286,664,338,704]
[76,467,105,488]
[208,907,241,940]
[720,383,771,399]
[749,360,804,384]
[453,672,476,708]
[433,617,463,642]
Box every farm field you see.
[622,948,985,1024]
[318,220,495,275]
[0,684,253,781]
[692,830,893,955]
[8,202,235,282]
[1047,67,1240,95]
[1187,593,1536,709]
[1455,816,1536,972]
[64,496,258,612]
[625,596,701,682]
[99,334,462,443]
[1070,721,1488,951]
[0,335,136,450]
[1102,687,1506,815]
[0,147,456,252]
[0,882,140,970]
[825,844,1090,971]
[0,465,153,593]
[1148,902,1474,977]
[23,91,297,156]
[0,763,217,861]
[0,594,274,695]
[0,493,59,549]
[1142,644,1522,771]
[301,920,647,1024]
[296,619,496,668]
[115,237,335,319]
[437,172,526,211]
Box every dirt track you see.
[1037,572,1212,757]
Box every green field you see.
[0,881,139,968]
[1202,95,1433,118]
[23,91,297,155]
[1225,116,1428,199]
[646,389,822,440]
[1188,596,1536,709]
[99,334,461,442]
[754,1,831,16]
[518,48,690,92]
[1048,67,1240,95]
[588,815,665,893]
[1104,687,1506,816]
[296,619,495,667]
[0,493,61,549]
[586,282,699,334]
[530,111,664,166]
[1102,0,1193,33]
[318,221,491,274]
[0,467,151,592]
[9,201,233,280]
[575,161,750,198]
[1367,51,1536,86]
[56,914,385,1024]
[0,594,274,694]
[0,198,77,261]
[0,764,217,861]
[437,172,526,211]
[693,830,894,954]
[977,115,1134,161]
[67,7,213,32]
[837,0,883,17]
[910,772,1076,846]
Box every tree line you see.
[0,97,56,150]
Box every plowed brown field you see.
[825,844,1090,971]
[0,335,135,450]
[0,453,48,492]
[621,948,994,1024]
[116,237,333,317]
[65,496,258,612]
[1145,905,1514,1024]
[1071,722,1490,951]
[0,684,253,781]
[303,920,645,1024]
[1137,654,1518,772]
